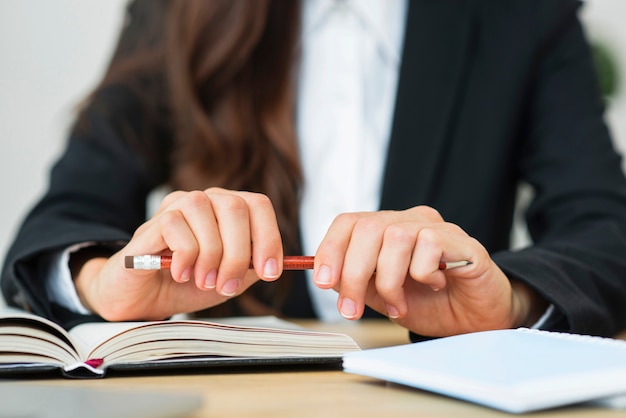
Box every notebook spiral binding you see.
[518,327,626,347]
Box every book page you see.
[0,309,81,366]
[69,317,360,365]
[194,315,307,330]
[69,321,151,360]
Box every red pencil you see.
[124,255,471,271]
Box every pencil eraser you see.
[124,256,134,268]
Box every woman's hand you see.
[73,187,284,321]
[313,206,546,337]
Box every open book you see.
[343,328,626,413]
[0,309,360,378]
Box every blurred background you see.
[1,1,625,308]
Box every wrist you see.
[510,279,549,328]
[70,246,116,313]
[73,257,109,313]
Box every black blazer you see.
[4,0,626,335]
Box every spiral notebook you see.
[343,328,626,413]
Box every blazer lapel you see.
[380,0,476,210]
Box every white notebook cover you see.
[342,328,626,413]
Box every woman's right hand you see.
[72,187,284,321]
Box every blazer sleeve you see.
[0,85,169,328]
[491,1,626,337]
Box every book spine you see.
[62,361,106,379]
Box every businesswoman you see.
[3,0,626,340]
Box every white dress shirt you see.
[297,0,407,320]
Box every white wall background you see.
[0,0,127,307]
[582,1,626,166]
[0,1,625,308]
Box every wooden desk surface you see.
[28,320,626,418]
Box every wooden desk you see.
[29,320,626,418]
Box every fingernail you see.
[431,286,440,292]
[340,298,358,319]
[221,279,239,296]
[386,304,400,319]
[263,258,279,279]
[315,265,332,285]
[180,268,191,283]
[204,270,217,289]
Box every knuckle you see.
[446,222,467,236]
[243,191,273,207]
[417,227,443,247]
[204,186,226,194]
[164,190,186,200]
[334,212,360,227]
[383,224,414,244]
[375,275,398,295]
[201,244,223,264]
[408,265,428,281]
[412,205,443,222]
[185,190,210,208]
[161,190,186,206]
[353,216,386,236]
[219,194,247,212]
[340,266,365,283]
[317,237,344,255]
[158,209,183,227]
[408,261,441,281]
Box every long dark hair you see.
[78,0,303,316]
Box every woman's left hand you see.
[313,205,534,337]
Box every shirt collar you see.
[302,0,407,65]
